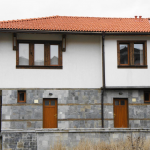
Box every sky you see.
[0,0,150,21]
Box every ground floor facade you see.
[1,89,150,129]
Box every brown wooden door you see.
[43,99,57,128]
[114,99,128,128]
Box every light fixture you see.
[49,93,53,96]
[13,33,17,50]
[119,92,123,95]
[62,35,66,52]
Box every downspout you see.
[0,91,2,150]
[0,96,1,132]
[0,91,1,132]
[101,32,105,128]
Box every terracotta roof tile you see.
[0,16,150,32]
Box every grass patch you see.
[50,136,150,150]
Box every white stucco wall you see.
[0,33,102,88]
[105,36,150,86]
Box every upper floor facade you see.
[0,16,150,88]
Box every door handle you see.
[114,114,116,117]
[54,114,57,117]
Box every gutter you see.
[1,29,150,35]
[101,32,106,128]
[0,29,103,35]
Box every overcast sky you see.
[0,0,150,21]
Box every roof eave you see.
[0,29,103,35]
[0,29,150,35]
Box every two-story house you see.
[0,15,150,149]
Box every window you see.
[16,40,62,69]
[34,44,44,66]
[117,41,147,68]
[19,43,29,65]
[144,92,150,103]
[18,91,26,103]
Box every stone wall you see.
[2,89,101,129]
[2,132,36,150]
[2,89,150,129]
[2,129,150,150]
[104,90,150,128]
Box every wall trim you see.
[2,103,150,106]
[0,88,101,90]
[2,118,150,122]
[2,128,150,133]
[101,86,150,90]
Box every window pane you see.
[144,93,149,101]
[134,44,143,65]
[45,101,49,106]
[19,93,24,101]
[34,44,44,66]
[115,101,119,105]
[121,101,125,105]
[19,43,29,65]
[120,44,128,64]
[51,101,55,106]
[50,45,58,65]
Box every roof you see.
[0,16,150,33]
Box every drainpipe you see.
[0,91,2,150]
[0,91,1,132]
[101,32,105,128]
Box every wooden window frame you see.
[117,40,147,68]
[18,91,26,103]
[144,91,150,103]
[16,40,62,69]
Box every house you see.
[0,15,150,149]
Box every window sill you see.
[16,65,63,69]
[118,65,148,69]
